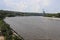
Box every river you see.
[4,16,60,40]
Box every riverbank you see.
[5,16,60,21]
[0,19,24,40]
[41,16,60,21]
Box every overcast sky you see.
[0,0,60,13]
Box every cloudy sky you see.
[0,0,60,13]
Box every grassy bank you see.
[0,19,24,40]
[0,10,24,40]
[44,13,60,18]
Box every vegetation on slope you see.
[44,13,60,18]
[0,10,43,17]
[0,10,24,40]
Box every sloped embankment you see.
[0,19,24,40]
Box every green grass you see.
[0,19,23,40]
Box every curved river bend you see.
[4,16,60,40]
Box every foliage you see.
[0,10,43,17]
[45,13,60,18]
[0,10,24,40]
[0,19,23,40]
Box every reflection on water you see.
[4,16,60,40]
